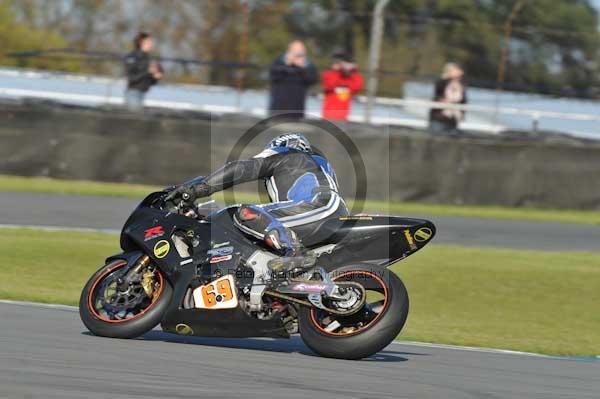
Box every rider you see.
[168,133,348,271]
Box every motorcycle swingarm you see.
[273,268,336,296]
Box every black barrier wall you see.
[1,101,599,209]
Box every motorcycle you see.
[79,186,436,360]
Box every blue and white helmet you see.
[267,133,311,153]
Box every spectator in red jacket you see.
[321,53,363,121]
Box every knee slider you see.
[238,206,259,221]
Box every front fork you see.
[118,254,151,290]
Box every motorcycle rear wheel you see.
[79,259,172,339]
[298,265,409,360]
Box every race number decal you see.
[192,275,238,310]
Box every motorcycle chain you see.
[264,282,366,316]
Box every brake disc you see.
[101,279,147,315]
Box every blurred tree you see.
[404,0,600,96]
[2,0,599,98]
[0,0,80,71]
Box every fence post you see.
[494,0,526,124]
[235,0,250,111]
[365,0,390,124]
[532,113,540,132]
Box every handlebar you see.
[159,186,216,219]
[160,190,195,214]
[152,176,210,217]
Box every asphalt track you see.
[1,301,598,399]
[1,191,600,252]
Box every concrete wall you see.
[1,100,599,209]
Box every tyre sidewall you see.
[299,265,409,360]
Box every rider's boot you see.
[264,227,316,275]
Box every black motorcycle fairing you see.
[160,281,289,339]
[120,191,169,252]
[310,216,436,270]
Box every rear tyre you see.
[79,259,172,339]
[298,265,409,360]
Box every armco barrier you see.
[1,100,599,209]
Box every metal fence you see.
[1,66,599,138]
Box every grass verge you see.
[2,174,600,225]
[0,228,597,356]
[392,246,599,356]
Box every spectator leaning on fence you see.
[268,40,318,118]
[429,63,467,134]
[124,32,163,110]
[321,52,363,121]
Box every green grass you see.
[0,229,119,305]
[0,228,598,356]
[0,174,161,199]
[392,246,600,356]
[2,174,600,225]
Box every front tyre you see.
[79,259,172,339]
[298,266,409,360]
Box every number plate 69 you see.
[192,275,238,310]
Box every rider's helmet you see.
[267,133,311,153]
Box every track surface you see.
[1,191,599,251]
[0,302,598,399]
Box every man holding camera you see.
[268,40,318,119]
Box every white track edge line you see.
[393,340,553,358]
[2,299,596,359]
[0,299,77,312]
[0,224,119,234]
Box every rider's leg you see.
[234,193,347,271]
[234,204,316,273]
[234,205,300,256]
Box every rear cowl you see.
[313,215,436,270]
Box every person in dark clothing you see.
[429,63,467,134]
[268,40,318,118]
[124,32,163,110]
[166,133,348,272]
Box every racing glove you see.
[165,182,211,203]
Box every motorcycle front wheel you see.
[298,265,409,360]
[79,259,172,339]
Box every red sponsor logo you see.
[209,255,233,264]
[144,226,165,241]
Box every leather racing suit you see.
[189,146,348,256]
